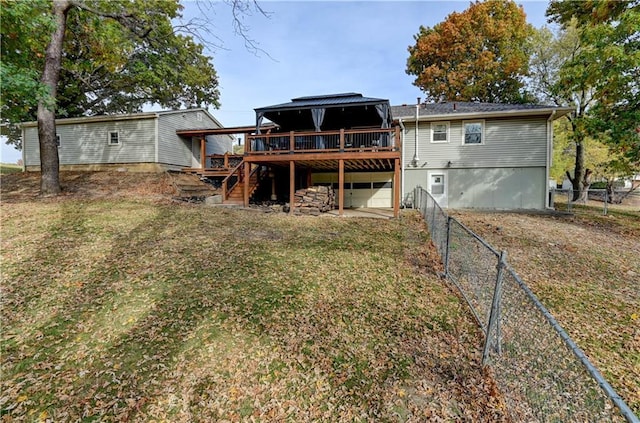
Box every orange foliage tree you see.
[406,0,534,103]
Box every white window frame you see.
[56,134,61,148]
[108,131,120,146]
[462,120,484,145]
[430,121,450,143]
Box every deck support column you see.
[200,136,206,169]
[289,160,295,214]
[243,160,250,207]
[338,159,344,216]
[393,158,400,218]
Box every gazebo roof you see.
[255,93,391,132]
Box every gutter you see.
[394,107,574,123]
[399,118,406,206]
[546,110,556,209]
[20,112,159,127]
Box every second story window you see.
[431,122,449,143]
[463,121,484,145]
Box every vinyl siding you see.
[403,167,547,209]
[448,167,546,209]
[23,118,156,166]
[157,110,232,166]
[403,116,548,169]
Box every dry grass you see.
[0,175,508,421]
[452,208,640,416]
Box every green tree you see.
[406,0,534,103]
[0,0,53,145]
[1,0,255,195]
[529,22,596,201]
[545,0,640,199]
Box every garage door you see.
[311,172,393,208]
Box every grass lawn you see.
[1,198,507,421]
[0,164,22,175]
[453,207,640,416]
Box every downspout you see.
[399,118,406,206]
[546,110,556,209]
[413,97,420,165]
[21,125,26,171]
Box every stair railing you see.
[221,160,245,201]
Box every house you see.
[21,109,234,172]
[180,93,402,216]
[392,101,573,209]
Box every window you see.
[108,131,120,145]
[56,134,61,148]
[431,122,449,143]
[463,121,484,144]
[430,174,445,195]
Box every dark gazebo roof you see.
[255,93,391,132]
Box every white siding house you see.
[392,102,573,210]
[22,109,233,172]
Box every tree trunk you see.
[38,0,71,196]
[565,119,587,202]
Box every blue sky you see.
[0,0,553,163]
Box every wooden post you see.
[339,128,345,151]
[200,136,206,169]
[393,158,400,218]
[245,133,251,153]
[339,159,344,216]
[289,160,295,214]
[395,126,401,150]
[289,131,295,153]
[243,161,250,207]
[223,152,229,168]
[306,169,312,188]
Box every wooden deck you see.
[182,127,402,217]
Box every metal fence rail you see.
[552,188,640,215]
[413,186,638,423]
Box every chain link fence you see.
[413,187,638,423]
[552,188,640,215]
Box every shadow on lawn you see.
[2,207,500,421]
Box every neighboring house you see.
[392,102,573,209]
[21,109,233,172]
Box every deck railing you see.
[206,153,243,169]
[246,128,398,154]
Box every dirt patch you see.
[0,171,179,203]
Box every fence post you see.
[444,216,452,278]
[431,195,437,229]
[482,250,507,366]
[604,189,608,216]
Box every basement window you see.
[108,131,120,145]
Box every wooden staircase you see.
[170,173,217,200]
[221,160,264,205]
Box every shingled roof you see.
[391,102,573,120]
